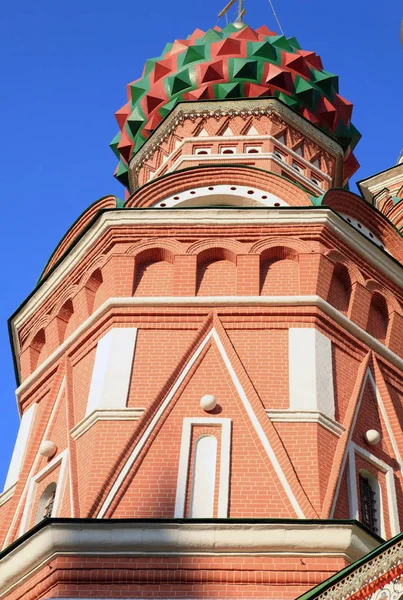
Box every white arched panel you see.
[190,436,217,518]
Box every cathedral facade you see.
[0,21,402,600]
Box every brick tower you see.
[1,20,403,600]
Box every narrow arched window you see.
[35,482,57,524]
[359,472,379,534]
[189,435,217,518]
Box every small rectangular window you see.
[359,474,378,534]
[292,161,304,174]
[194,147,211,155]
[274,149,285,161]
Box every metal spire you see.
[217,0,246,26]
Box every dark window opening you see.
[359,473,378,534]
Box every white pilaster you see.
[4,403,36,491]
[288,328,335,420]
[86,328,138,415]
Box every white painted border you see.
[348,442,400,537]
[18,448,69,536]
[16,295,403,404]
[174,417,232,518]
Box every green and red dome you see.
[111,23,361,189]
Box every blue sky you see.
[0,0,402,488]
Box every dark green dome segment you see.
[112,23,361,189]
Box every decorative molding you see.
[71,408,146,440]
[129,98,343,178]
[174,417,232,518]
[15,293,403,404]
[267,410,345,437]
[0,520,381,598]
[11,207,402,361]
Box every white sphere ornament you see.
[200,394,217,412]
[365,429,381,446]
[39,440,57,458]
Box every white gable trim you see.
[96,331,212,517]
[211,330,304,518]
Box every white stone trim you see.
[267,410,345,437]
[288,328,335,420]
[367,370,403,470]
[11,208,403,354]
[18,448,69,536]
[0,485,15,508]
[174,417,232,518]
[348,442,400,537]
[71,408,145,440]
[3,403,36,490]
[0,521,380,598]
[211,330,304,518]
[85,328,138,415]
[96,331,212,517]
[3,379,66,549]
[15,295,403,404]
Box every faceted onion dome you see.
[111,23,361,189]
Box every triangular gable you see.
[96,323,315,519]
[329,363,402,536]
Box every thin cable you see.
[268,0,285,35]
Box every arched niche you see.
[133,248,174,297]
[327,263,352,315]
[196,248,237,296]
[260,247,299,296]
[367,292,389,344]
[35,482,57,524]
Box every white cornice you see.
[71,408,146,440]
[14,295,403,402]
[0,521,381,597]
[267,410,345,437]
[12,208,402,340]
